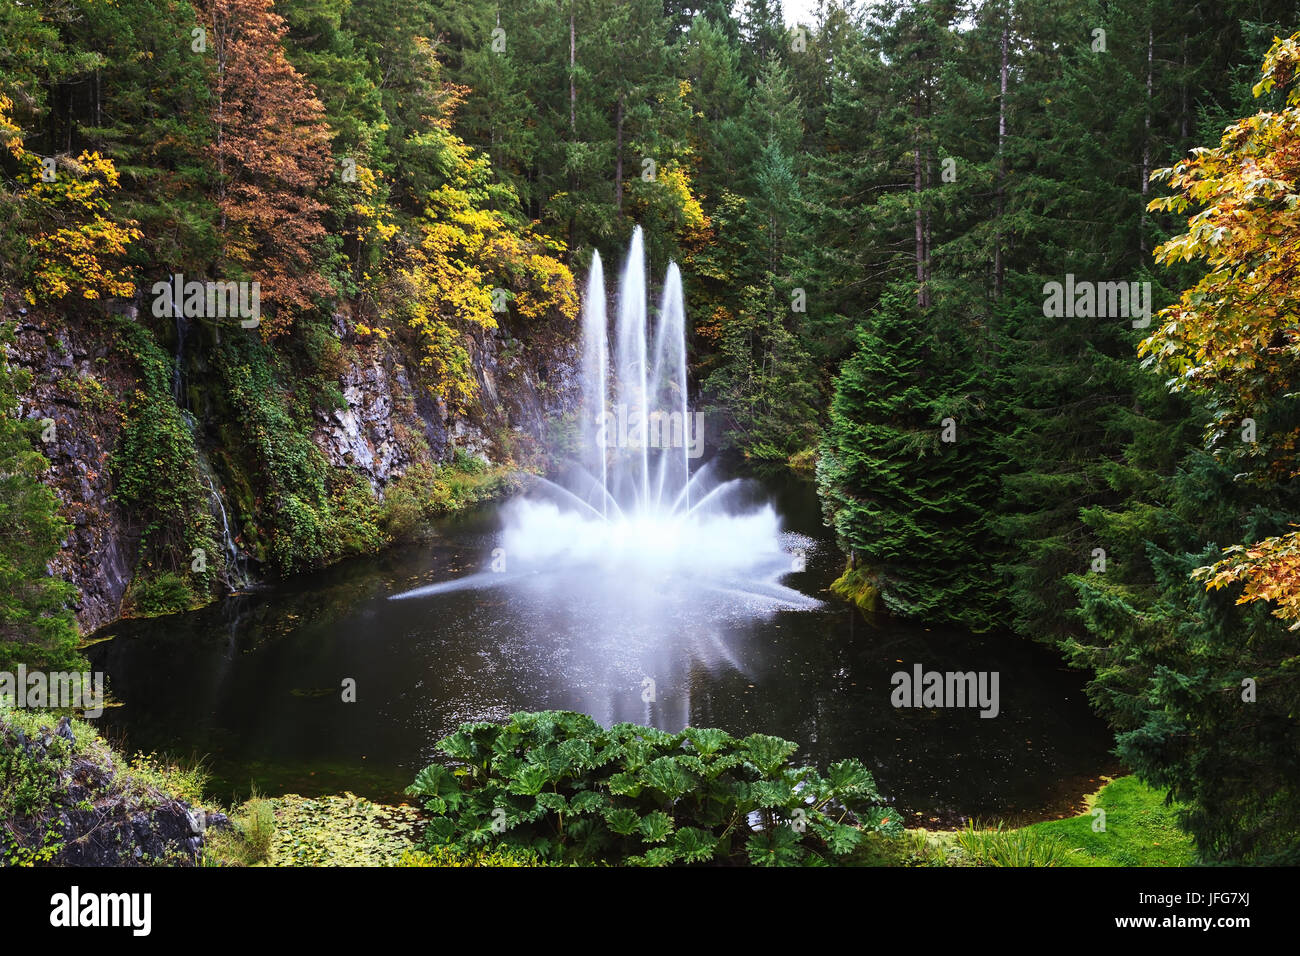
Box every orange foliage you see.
[203,0,333,337]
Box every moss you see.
[787,446,817,476]
[829,563,880,614]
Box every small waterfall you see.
[172,313,186,406]
[174,336,251,592]
[198,461,250,590]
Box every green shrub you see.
[204,794,275,866]
[126,571,196,617]
[0,707,74,819]
[954,821,1069,867]
[380,458,513,540]
[407,710,901,867]
[452,447,489,475]
[0,322,82,671]
[396,845,545,867]
[125,751,209,805]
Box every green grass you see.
[893,776,1198,867]
[1018,775,1197,866]
[954,821,1071,866]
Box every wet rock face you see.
[3,299,137,633]
[3,292,581,633]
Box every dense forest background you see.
[2,0,1299,863]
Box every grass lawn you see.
[1021,775,1197,866]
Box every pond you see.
[87,477,1118,826]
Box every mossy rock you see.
[830,564,880,614]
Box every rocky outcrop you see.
[1,711,231,867]
[314,345,414,491]
[312,307,580,496]
[2,292,580,633]
[4,298,137,634]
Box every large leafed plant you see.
[407,710,901,866]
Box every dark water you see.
[87,479,1118,824]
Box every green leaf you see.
[671,827,718,864]
[437,722,500,762]
[826,758,880,801]
[535,791,568,813]
[813,819,863,856]
[638,811,675,843]
[683,726,733,757]
[604,807,641,836]
[641,756,694,800]
[569,791,610,815]
[507,763,550,796]
[746,825,805,867]
[748,779,796,808]
[605,771,643,797]
[639,845,678,866]
[408,764,459,801]
[741,733,798,775]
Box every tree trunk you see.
[569,12,577,135]
[615,94,624,215]
[1141,23,1152,256]
[995,13,1008,297]
[914,97,925,308]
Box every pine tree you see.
[818,283,1003,630]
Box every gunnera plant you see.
[407,710,902,866]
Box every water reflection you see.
[88,491,1118,822]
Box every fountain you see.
[391,226,815,610]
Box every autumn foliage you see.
[203,0,334,337]
[1144,34,1300,625]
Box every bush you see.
[396,845,545,867]
[407,710,901,867]
[203,794,275,866]
[954,821,1069,867]
[125,571,196,617]
[0,322,81,671]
